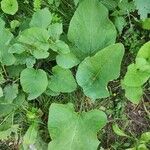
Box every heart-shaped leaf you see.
[76,43,124,100]
[48,66,77,93]
[20,68,48,100]
[68,0,116,59]
[48,103,107,150]
[122,41,150,104]
[56,52,80,69]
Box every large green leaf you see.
[20,68,48,100]
[122,64,149,87]
[18,27,50,59]
[68,0,116,59]
[141,18,150,30]
[76,43,124,100]
[48,103,107,150]
[135,0,150,19]
[0,18,16,65]
[122,41,150,104]
[136,41,150,74]
[1,0,18,15]
[122,84,143,104]
[136,58,150,73]
[137,41,150,64]
[30,8,52,29]
[48,66,77,93]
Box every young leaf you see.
[48,0,60,6]
[49,40,70,54]
[74,0,79,6]
[76,43,124,100]
[137,144,148,150]
[13,92,26,107]
[1,0,18,15]
[25,56,36,68]
[140,132,150,143]
[114,16,126,34]
[20,68,48,100]
[0,19,16,66]
[4,84,18,103]
[100,0,118,10]
[68,0,116,59]
[126,148,136,150]
[8,43,26,54]
[0,104,14,117]
[0,87,3,97]
[117,0,135,15]
[0,72,5,84]
[112,124,129,137]
[48,23,63,40]
[0,125,18,140]
[48,0,54,4]
[18,27,50,59]
[23,122,38,150]
[33,0,42,11]
[0,18,5,28]
[14,52,31,66]
[48,103,107,150]
[10,20,20,29]
[142,18,150,30]
[56,52,80,69]
[30,8,52,29]
[122,84,143,104]
[48,66,77,93]
[45,87,60,96]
